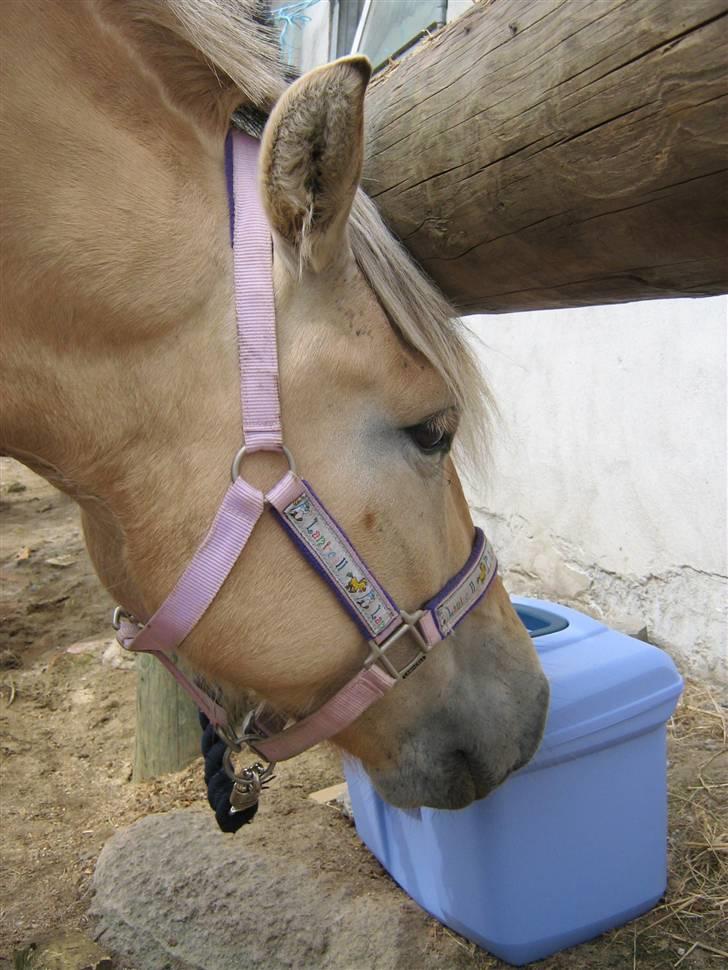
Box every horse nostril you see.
[451,744,524,801]
[452,748,471,770]
[451,748,482,786]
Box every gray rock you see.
[90,809,469,970]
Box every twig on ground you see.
[2,677,17,706]
[674,941,697,966]
[670,934,728,960]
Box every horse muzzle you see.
[358,661,550,811]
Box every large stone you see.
[90,809,474,970]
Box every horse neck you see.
[0,1,243,613]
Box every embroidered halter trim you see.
[272,479,400,641]
[114,131,498,769]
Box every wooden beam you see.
[363,0,728,313]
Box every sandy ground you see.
[0,458,725,970]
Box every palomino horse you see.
[0,0,548,810]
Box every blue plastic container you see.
[344,597,683,965]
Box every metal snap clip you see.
[223,749,276,812]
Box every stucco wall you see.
[464,297,727,678]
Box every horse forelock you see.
[349,191,493,470]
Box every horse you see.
[0,0,549,811]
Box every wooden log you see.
[133,653,201,781]
[363,0,728,313]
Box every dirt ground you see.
[1,458,726,970]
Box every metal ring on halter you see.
[217,706,280,754]
[222,748,276,785]
[111,606,132,631]
[230,444,297,483]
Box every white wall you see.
[464,298,727,678]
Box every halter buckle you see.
[365,609,432,681]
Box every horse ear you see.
[260,55,371,274]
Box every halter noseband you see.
[114,132,498,811]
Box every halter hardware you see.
[223,749,276,813]
[230,443,296,483]
[217,706,284,755]
[111,606,132,631]
[365,609,431,681]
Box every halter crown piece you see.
[114,132,498,815]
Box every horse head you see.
[0,0,548,810]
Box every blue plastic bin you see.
[344,597,683,965]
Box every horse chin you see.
[367,749,512,812]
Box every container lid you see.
[512,597,684,771]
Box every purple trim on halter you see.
[269,478,400,641]
[301,480,401,618]
[422,528,498,639]
[440,558,496,636]
[225,131,234,246]
[373,615,405,647]
[429,528,486,606]
[271,509,375,641]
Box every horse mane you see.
[348,192,492,465]
[163,0,286,108]
[164,0,492,463]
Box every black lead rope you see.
[199,712,258,832]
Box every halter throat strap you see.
[115,131,498,767]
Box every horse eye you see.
[407,421,452,454]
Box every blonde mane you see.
[165,0,491,461]
[348,191,491,463]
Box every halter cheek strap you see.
[114,131,498,777]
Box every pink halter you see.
[114,132,498,809]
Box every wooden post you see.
[364,0,728,312]
[133,653,201,781]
